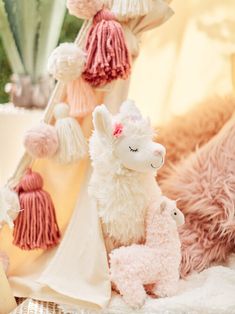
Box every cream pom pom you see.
[0,187,20,229]
[66,0,103,19]
[47,43,86,82]
[24,123,59,159]
[54,103,88,164]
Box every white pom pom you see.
[54,103,88,163]
[111,0,153,20]
[54,102,70,119]
[47,43,86,82]
[0,187,20,229]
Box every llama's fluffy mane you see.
[89,109,160,247]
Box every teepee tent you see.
[0,0,174,311]
[1,0,235,312]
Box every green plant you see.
[0,10,82,105]
[0,0,68,107]
[0,37,11,103]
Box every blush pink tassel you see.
[13,169,60,250]
[82,8,131,87]
[66,77,96,118]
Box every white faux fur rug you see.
[61,255,235,314]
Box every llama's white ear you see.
[93,105,112,138]
[120,99,142,120]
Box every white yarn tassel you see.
[0,187,20,229]
[54,103,88,164]
[111,0,153,20]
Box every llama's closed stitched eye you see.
[129,146,138,152]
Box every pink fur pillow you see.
[157,94,235,181]
[160,114,235,277]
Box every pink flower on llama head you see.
[113,123,124,138]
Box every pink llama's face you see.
[114,135,165,173]
[160,197,185,226]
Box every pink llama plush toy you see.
[110,197,185,309]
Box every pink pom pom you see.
[24,123,59,159]
[66,0,103,19]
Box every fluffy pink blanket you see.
[159,101,235,277]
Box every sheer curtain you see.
[129,0,235,124]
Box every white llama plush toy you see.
[110,197,185,309]
[89,100,166,251]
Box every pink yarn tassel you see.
[13,169,60,250]
[82,8,131,87]
[66,77,97,118]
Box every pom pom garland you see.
[66,0,103,19]
[0,187,20,229]
[54,103,88,163]
[13,169,61,250]
[66,77,96,118]
[82,8,131,87]
[111,0,154,21]
[47,43,86,82]
[24,123,59,159]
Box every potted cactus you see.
[0,0,66,108]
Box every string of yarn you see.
[13,169,61,250]
[82,8,131,87]
[66,77,97,118]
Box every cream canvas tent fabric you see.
[1,0,235,311]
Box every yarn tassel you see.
[13,169,60,250]
[66,77,96,118]
[111,0,154,20]
[54,103,88,163]
[82,8,131,87]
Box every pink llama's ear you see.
[113,123,124,138]
[160,200,167,213]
